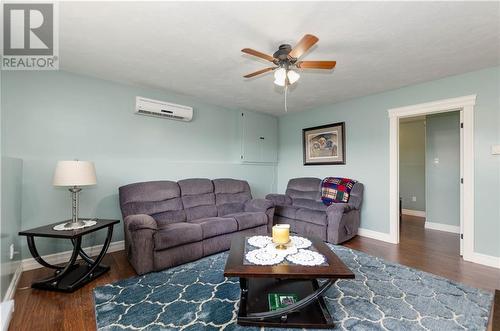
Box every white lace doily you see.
[245,248,285,265]
[290,236,312,249]
[287,249,326,266]
[53,220,97,231]
[247,235,273,248]
[264,242,298,256]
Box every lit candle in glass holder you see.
[272,224,290,249]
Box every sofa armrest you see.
[265,194,292,206]
[123,214,157,275]
[125,214,158,232]
[326,203,355,243]
[245,199,275,233]
[326,203,352,216]
[326,203,351,230]
[245,198,274,213]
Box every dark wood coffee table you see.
[224,235,355,328]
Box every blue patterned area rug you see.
[94,245,493,330]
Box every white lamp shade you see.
[287,70,300,84]
[273,78,286,87]
[274,68,287,86]
[53,161,97,187]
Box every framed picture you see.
[302,122,345,165]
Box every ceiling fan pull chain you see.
[284,84,288,112]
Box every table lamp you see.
[53,160,97,229]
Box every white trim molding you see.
[424,221,460,234]
[1,300,14,331]
[388,95,476,263]
[358,228,396,244]
[3,264,22,302]
[468,252,500,269]
[22,240,125,271]
[402,209,426,218]
[1,264,22,331]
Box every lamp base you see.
[63,220,87,229]
[53,219,98,231]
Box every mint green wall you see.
[425,112,460,227]
[277,66,500,257]
[2,67,499,260]
[399,120,426,211]
[0,157,23,299]
[1,71,277,258]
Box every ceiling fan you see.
[242,34,336,86]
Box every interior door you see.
[459,110,464,256]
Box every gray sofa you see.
[266,177,363,244]
[119,178,274,274]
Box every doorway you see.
[399,112,462,255]
[388,95,476,262]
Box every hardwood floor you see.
[10,215,500,330]
[345,215,500,291]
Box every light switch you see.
[492,145,500,155]
[412,196,417,202]
[434,158,439,164]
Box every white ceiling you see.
[60,2,500,115]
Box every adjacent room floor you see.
[345,215,500,291]
[10,215,500,330]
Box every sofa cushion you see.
[214,178,251,194]
[179,178,218,221]
[178,178,214,196]
[154,222,203,251]
[185,204,218,221]
[285,177,321,200]
[292,198,327,211]
[226,212,267,230]
[119,181,182,218]
[182,193,215,209]
[216,192,250,205]
[295,208,327,226]
[188,217,238,239]
[153,210,187,227]
[275,205,299,219]
[217,203,245,216]
[214,178,252,217]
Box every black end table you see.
[19,218,119,293]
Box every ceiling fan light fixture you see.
[287,70,300,85]
[274,68,287,86]
[273,78,286,87]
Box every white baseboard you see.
[0,300,14,331]
[3,264,22,302]
[465,252,500,269]
[1,264,22,331]
[21,240,125,271]
[358,228,395,244]
[402,209,426,217]
[424,221,460,234]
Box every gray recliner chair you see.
[266,177,363,244]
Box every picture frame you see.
[302,122,346,165]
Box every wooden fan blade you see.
[241,48,275,62]
[296,61,336,69]
[243,67,276,78]
[289,34,319,59]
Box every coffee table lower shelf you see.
[237,277,335,329]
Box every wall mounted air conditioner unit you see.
[135,96,193,122]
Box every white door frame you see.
[387,95,476,262]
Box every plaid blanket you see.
[321,177,358,205]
